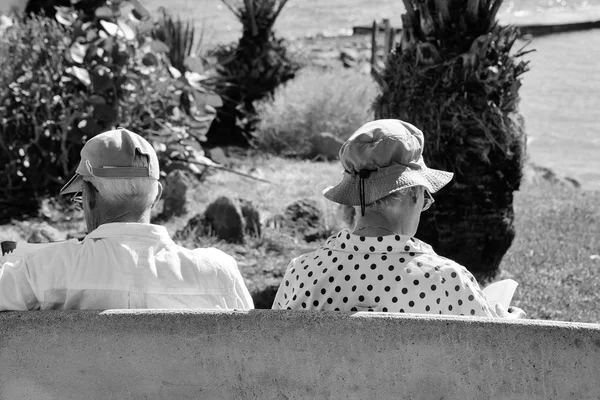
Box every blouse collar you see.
[323,228,435,255]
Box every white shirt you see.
[0,223,254,311]
[273,229,497,317]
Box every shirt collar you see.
[325,228,435,255]
[84,223,175,245]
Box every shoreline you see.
[350,17,600,38]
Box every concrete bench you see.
[1,310,599,399]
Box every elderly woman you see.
[273,119,523,318]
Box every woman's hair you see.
[83,151,159,210]
[345,186,420,227]
[369,186,419,210]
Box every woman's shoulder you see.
[415,253,476,281]
[282,229,351,271]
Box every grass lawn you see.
[177,154,600,322]
[501,180,600,323]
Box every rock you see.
[208,147,228,165]
[178,197,261,244]
[310,132,344,160]
[161,170,193,219]
[239,198,261,238]
[203,197,245,243]
[340,47,359,68]
[27,222,66,243]
[523,162,581,188]
[267,199,328,242]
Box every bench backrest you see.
[1,310,599,399]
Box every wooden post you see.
[370,20,378,70]
[383,19,391,55]
[387,29,396,53]
[244,0,258,36]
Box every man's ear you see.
[83,180,97,209]
[151,182,163,209]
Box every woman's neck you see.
[353,213,401,236]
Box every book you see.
[482,279,519,310]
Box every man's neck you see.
[87,211,151,232]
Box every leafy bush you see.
[254,67,377,155]
[0,3,219,222]
[207,0,300,146]
[0,17,84,219]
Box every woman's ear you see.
[411,187,420,204]
[151,182,163,209]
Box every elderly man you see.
[0,128,254,311]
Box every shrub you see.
[0,3,218,222]
[152,7,198,74]
[254,67,377,155]
[373,0,531,280]
[207,0,300,146]
[0,17,84,220]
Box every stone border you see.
[1,310,599,399]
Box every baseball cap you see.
[60,128,159,195]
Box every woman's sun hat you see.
[322,119,453,214]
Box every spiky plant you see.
[152,8,198,74]
[373,0,532,281]
[207,0,299,146]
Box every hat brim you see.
[323,166,453,206]
[59,174,84,195]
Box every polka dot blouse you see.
[272,229,497,317]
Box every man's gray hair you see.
[83,151,159,209]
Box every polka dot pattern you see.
[272,229,496,317]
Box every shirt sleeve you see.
[226,257,254,310]
[272,260,295,310]
[440,263,498,318]
[232,271,254,310]
[0,259,40,311]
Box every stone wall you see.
[1,310,599,399]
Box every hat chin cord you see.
[358,170,371,217]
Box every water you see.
[148,0,600,190]
[519,29,600,188]
[153,0,600,42]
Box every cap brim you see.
[59,174,84,195]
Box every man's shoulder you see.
[24,240,81,261]
[191,247,235,261]
[174,245,237,268]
